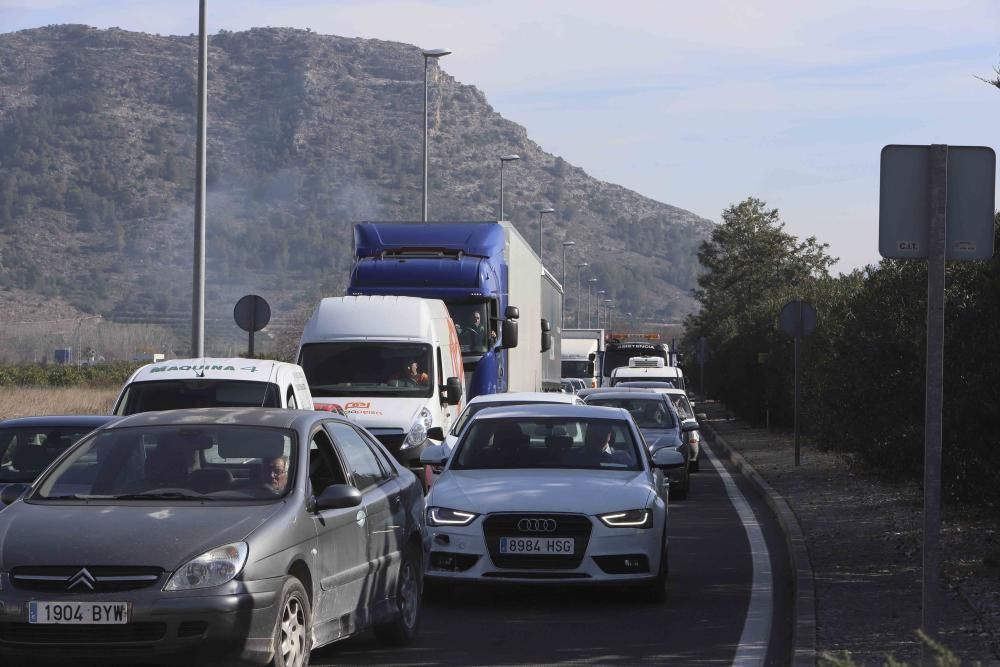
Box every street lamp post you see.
[561,241,575,327]
[421,48,451,222]
[498,154,520,221]
[537,207,555,258]
[604,299,614,331]
[596,290,606,327]
[576,262,588,328]
[587,278,598,328]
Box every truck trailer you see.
[561,328,605,388]
[348,221,563,399]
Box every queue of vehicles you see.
[0,221,705,666]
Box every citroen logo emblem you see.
[67,568,96,591]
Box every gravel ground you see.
[700,400,1000,666]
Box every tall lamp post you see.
[561,241,575,327]
[192,0,208,357]
[576,262,589,328]
[587,278,598,327]
[537,207,555,258]
[604,299,614,331]
[421,48,451,222]
[596,290,606,327]
[498,154,520,221]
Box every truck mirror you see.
[588,352,596,361]
[587,361,595,377]
[540,319,552,352]
[501,320,519,349]
[505,305,520,320]
[443,377,463,405]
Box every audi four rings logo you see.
[517,518,558,533]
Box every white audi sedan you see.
[420,404,685,602]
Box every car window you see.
[309,428,348,496]
[585,397,677,429]
[0,427,97,483]
[671,395,695,420]
[325,421,388,491]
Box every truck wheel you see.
[374,545,422,645]
[269,577,311,667]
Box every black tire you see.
[269,577,311,667]
[373,544,422,645]
[640,547,669,604]
[669,472,690,500]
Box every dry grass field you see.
[0,387,118,419]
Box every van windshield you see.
[299,343,434,397]
[115,381,281,415]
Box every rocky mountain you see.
[0,25,712,354]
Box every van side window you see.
[437,348,444,388]
[309,429,348,496]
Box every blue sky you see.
[2,0,999,273]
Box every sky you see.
[2,0,999,274]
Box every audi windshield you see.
[452,418,641,471]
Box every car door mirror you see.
[681,421,700,433]
[426,426,445,442]
[442,377,463,405]
[313,484,363,511]
[501,320,518,349]
[420,444,448,466]
[696,413,707,422]
[651,448,685,470]
[0,483,29,506]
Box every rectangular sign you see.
[879,145,996,260]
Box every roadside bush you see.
[0,362,142,387]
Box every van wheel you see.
[269,577,311,667]
[374,545,422,645]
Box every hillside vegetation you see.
[0,25,711,360]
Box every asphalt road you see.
[312,437,793,666]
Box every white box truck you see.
[296,296,465,469]
[561,328,605,388]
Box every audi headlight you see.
[164,542,249,591]
[428,507,479,527]
[598,509,652,528]
[402,407,434,450]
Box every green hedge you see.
[0,362,143,387]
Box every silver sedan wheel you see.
[280,595,307,667]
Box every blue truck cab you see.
[348,222,523,400]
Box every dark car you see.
[0,408,426,666]
[0,415,116,493]
[583,391,696,499]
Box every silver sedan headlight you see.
[598,509,652,528]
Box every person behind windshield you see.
[571,423,629,466]
[459,311,496,351]
[388,360,429,387]
[261,455,289,494]
[642,402,668,427]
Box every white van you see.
[609,356,686,390]
[113,358,315,415]
[296,295,464,470]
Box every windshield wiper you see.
[111,491,208,500]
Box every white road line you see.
[704,441,773,666]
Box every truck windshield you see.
[561,360,591,378]
[299,343,434,397]
[448,303,493,353]
[116,380,281,415]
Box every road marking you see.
[704,441,773,666]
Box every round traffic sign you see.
[779,300,817,337]
[234,294,271,333]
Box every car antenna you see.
[194,358,206,378]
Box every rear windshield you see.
[115,380,281,415]
[585,397,677,429]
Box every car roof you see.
[104,407,340,431]
[469,403,631,421]
[584,391,668,402]
[0,415,118,428]
[467,391,579,405]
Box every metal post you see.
[538,211,543,258]
[499,161,505,221]
[922,143,948,641]
[191,0,207,357]
[248,307,255,358]
[422,56,429,222]
[793,331,800,466]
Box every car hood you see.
[640,427,682,450]
[315,397,428,430]
[429,469,653,515]
[0,501,283,570]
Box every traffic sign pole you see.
[794,329,801,467]
[921,144,948,641]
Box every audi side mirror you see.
[681,421,700,433]
[696,413,707,422]
[0,483,28,506]
[420,445,448,466]
[651,448,685,470]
